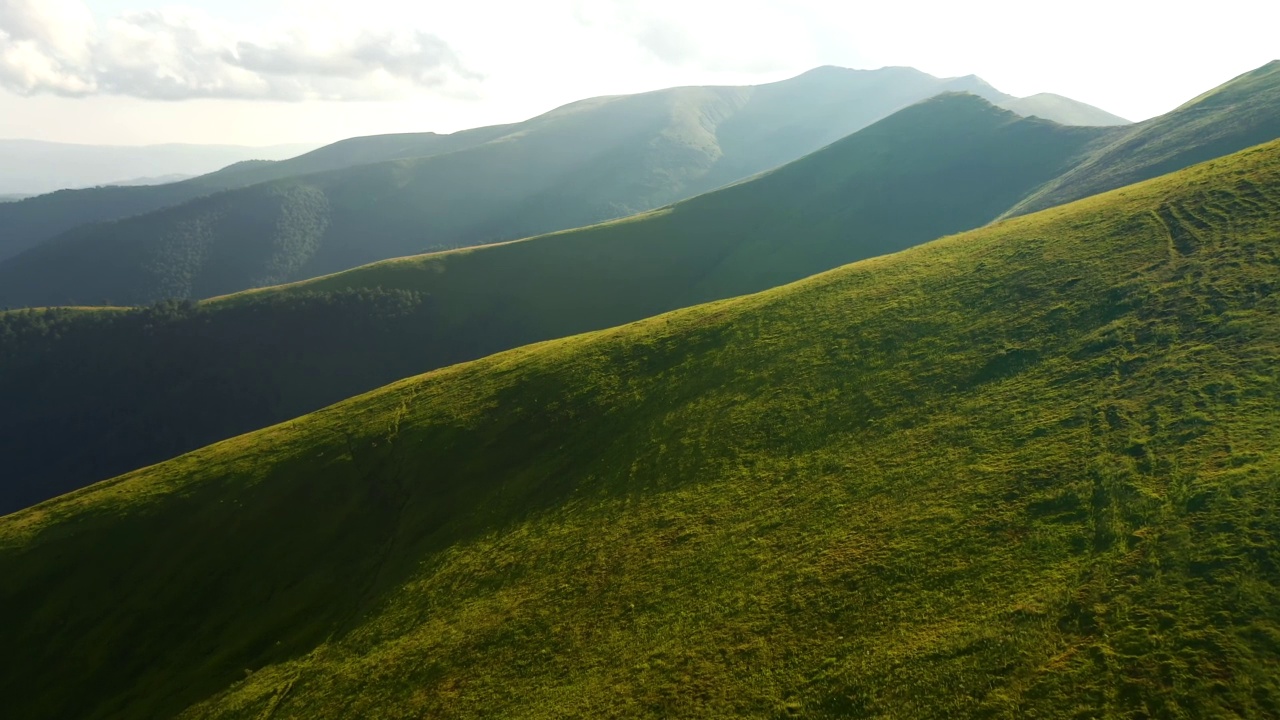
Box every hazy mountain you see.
[883,74,1130,127]
[104,173,197,186]
[0,139,318,195]
[0,66,1125,305]
[997,93,1131,126]
[0,127,515,263]
[3,136,1278,719]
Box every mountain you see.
[0,93,1111,514]
[0,139,318,195]
[1007,60,1280,215]
[0,126,515,263]
[997,93,1131,126]
[104,173,197,186]
[940,77,1132,127]
[3,137,1278,719]
[0,66,1121,306]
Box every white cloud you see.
[0,0,478,100]
[783,0,1280,122]
[573,0,819,74]
[1,0,1276,146]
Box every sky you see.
[0,0,1276,147]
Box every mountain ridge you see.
[997,92,1131,126]
[0,66,1127,304]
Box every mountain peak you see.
[912,90,1010,115]
[789,65,934,82]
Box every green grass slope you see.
[3,139,1279,719]
[1008,60,1280,215]
[0,67,1092,307]
[0,93,1107,515]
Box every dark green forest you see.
[0,290,438,514]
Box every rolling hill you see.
[3,137,1279,719]
[0,93,1112,514]
[0,66,1122,307]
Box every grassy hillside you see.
[1008,60,1280,215]
[0,93,1107,515]
[3,138,1279,719]
[0,67,1103,307]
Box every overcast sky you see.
[1,0,1276,146]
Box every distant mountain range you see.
[0,139,319,195]
[1,61,1275,515]
[104,173,197,187]
[0,128,516,263]
[0,66,1129,305]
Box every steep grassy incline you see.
[0,67,1090,307]
[3,139,1280,719]
[1009,60,1280,216]
[0,94,1105,515]
[0,126,513,263]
